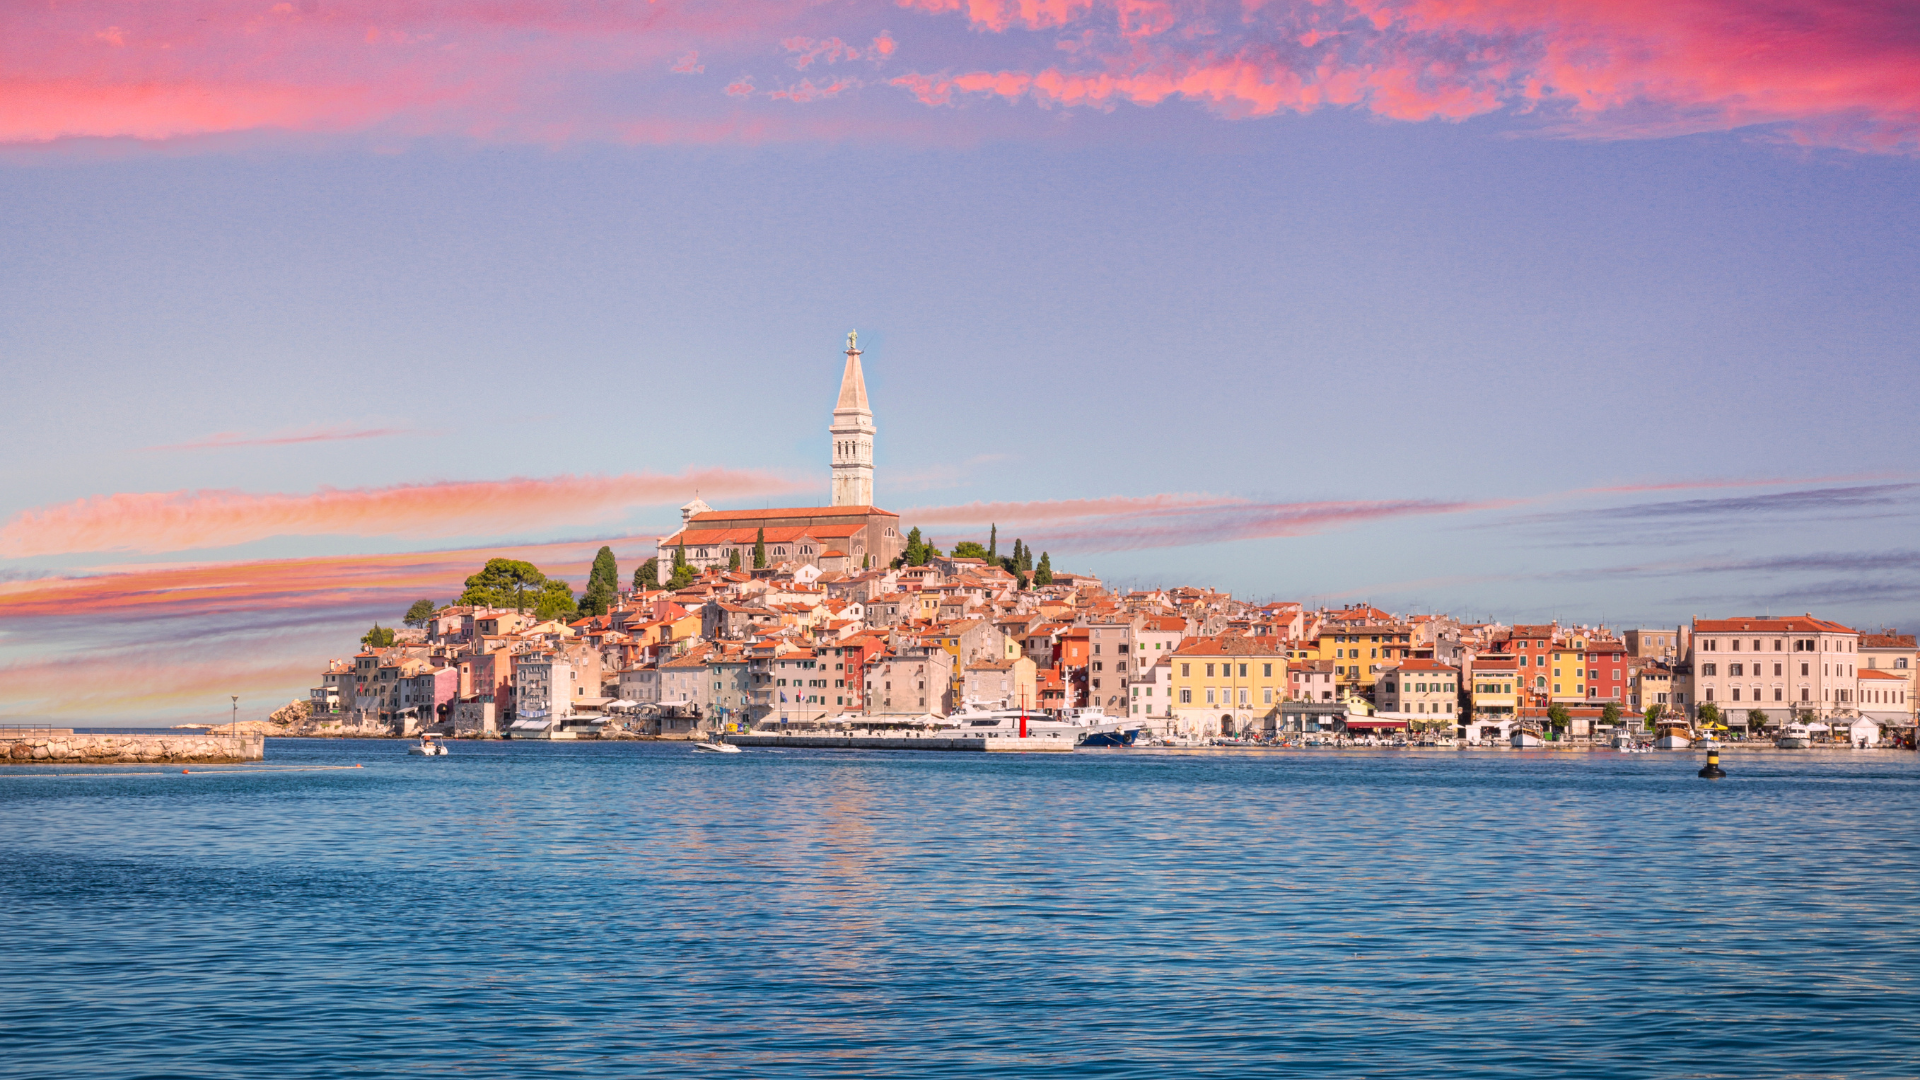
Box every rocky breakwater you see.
[2,730,266,765]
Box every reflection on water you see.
[3,741,1917,1078]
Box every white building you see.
[1691,616,1860,723]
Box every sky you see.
[2,0,1918,723]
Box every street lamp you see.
[230,695,238,736]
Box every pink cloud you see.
[0,470,806,558]
[2,0,1912,151]
[770,77,860,103]
[147,424,417,451]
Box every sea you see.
[2,740,1916,1078]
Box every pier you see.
[2,729,265,765]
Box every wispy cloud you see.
[147,424,417,451]
[0,470,804,558]
[908,493,1509,552]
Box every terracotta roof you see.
[691,505,897,521]
[1858,668,1907,680]
[1389,659,1458,673]
[1695,616,1856,634]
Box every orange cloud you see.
[0,470,805,558]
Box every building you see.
[655,335,905,579]
[1169,637,1287,738]
[961,657,1038,710]
[1584,638,1628,703]
[1467,656,1520,721]
[1624,627,1686,660]
[866,647,955,717]
[1376,660,1460,726]
[1860,630,1917,725]
[1691,615,1860,724]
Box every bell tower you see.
[829,330,875,507]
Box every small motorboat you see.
[691,738,742,754]
[408,735,448,757]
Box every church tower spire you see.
[830,330,875,507]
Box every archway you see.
[1220,715,1234,736]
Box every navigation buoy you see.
[1698,746,1726,779]
[182,768,190,774]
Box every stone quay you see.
[2,730,266,765]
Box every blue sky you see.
[2,0,1917,720]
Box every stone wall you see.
[2,732,265,764]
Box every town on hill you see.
[298,333,1917,747]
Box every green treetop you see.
[403,599,437,628]
[581,546,619,617]
[457,558,547,613]
[633,557,659,591]
[754,528,767,570]
[1034,551,1053,586]
[361,623,397,648]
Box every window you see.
[1181,664,1190,677]
[1801,663,1809,676]
[1206,688,1216,704]
[1180,689,1192,703]
[1239,664,1249,678]
[1702,663,1717,676]
[1773,663,1782,676]
[1730,664,1743,677]
[1206,664,1215,677]
[1774,688,1783,701]
[1263,663,1273,677]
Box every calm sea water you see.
[2,740,1916,1078]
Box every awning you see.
[509,719,551,730]
[1345,717,1409,729]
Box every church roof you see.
[691,505,897,521]
[836,338,871,415]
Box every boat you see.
[407,735,447,756]
[1653,720,1692,750]
[1776,723,1813,749]
[691,738,742,754]
[1078,728,1142,748]
[1511,724,1545,748]
[934,703,1134,745]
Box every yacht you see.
[1776,723,1813,749]
[936,703,1137,746]
[692,737,742,754]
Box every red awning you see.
[1345,718,1409,729]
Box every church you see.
[652,332,907,581]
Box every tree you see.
[754,528,766,570]
[1747,707,1770,729]
[633,558,658,591]
[1547,702,1571,730]
[533,578,578,622]
[1601,702,1622,726]
[1034,551,1053,586]
[988,524,998,563]
[581,546,618,617]
[668,561,698,589]
[1016,571,1030,590]
[1697,702,1723,725]
[862,553,870,570]
[1644,702,1665,729]
[361,623,397,648]
[674,543,688,570]
[403,599,436,628]
[458,558,547,613]
[729,549,741,571]
[951,541,990,560]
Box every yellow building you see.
[1468,656,1520,719]
[1294,625,1414,690]
[1170,638,1288,738]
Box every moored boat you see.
[1776,723,1813,749]
[407,735,447,756]
[1511,725,1545,748]
[1653,720,1692,750]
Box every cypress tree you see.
[1034,551,1053,586]
[754,528,767,569]
[729,549,741,571]
[988,524,998,563]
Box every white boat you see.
[1776,723,1813,749]
[407,735,447,756]
[691,739,742,754]
[935,703,1136,745]
[1511,729,1545,748]
[1653,720,1692,750]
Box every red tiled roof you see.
[1695,616,1856,634]
[691,505,898,521]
